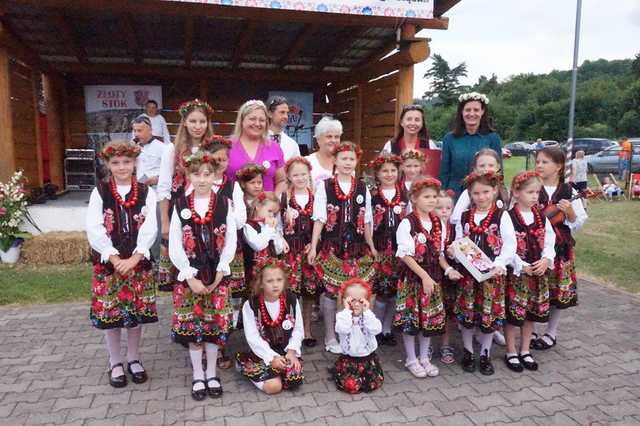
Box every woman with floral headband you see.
[226,100,287,194]
[439,92,503,198]
[157,99,216,291]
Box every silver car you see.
[585,145,640,174]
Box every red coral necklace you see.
[290,189,314,216]
[188,191,216,225]
[259,294,286,327]
[468,203,497,234]
[110,177,139,208]
[334,176,355,202]
[378,184,402,208]
[415,211,441,249]
[513,205,544,231]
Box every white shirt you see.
[86,184,158,263]
[395,215,434,258]
[136,138,166,186]
[143,113,172,144]
[382,139,439,153]
[243,222,285,255]
[543,186,587,231]
[335,309,381,357]
[450,189,470,225]
[167,187,237,280]
[242,298,304,364]
[269,129,300,162]
[571,159,588,183]
[510,209,556,276]
[183,180,247,229]
[305,153,334,188]
[454,210,517,270]
[157,144,201,201]
[311,179,373,224]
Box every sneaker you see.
[419,358,439,377]
[440,346,456,365]
[493,330,506,346]
[325,339,342,354]
[405,360,427,378]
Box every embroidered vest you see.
[538,184,575,259]
[460,208,504,261]
[405,212,443,283]
[280,191,313,253]
[175,191,228,285]
[371,186,409,252]
[245,221,279,269]
[508,208,546,264]
[322,178,367,256]
[248,291,298,355]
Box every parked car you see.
[627,138,640,147]
[504,141,533,156]
[566,138,618,156]
[585,145,640,174]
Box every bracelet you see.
[444,266,453,277]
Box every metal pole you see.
[566,0,582,181]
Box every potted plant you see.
[0,170,37,263]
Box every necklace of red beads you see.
[513,204,544,231]
[259,294,286,327]
[334,176,356,202]
[468,203,497,234]
[378,184,402,208]
[290,188,314,216]
[188,191,216,225]
[415,211,441,249]
[110,177,139,209]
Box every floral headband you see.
[458,91,489,105]
[201,134,231,151]
[254,257,291,277]
[410,177,442,197]
[284,156,312,176]
[339,277,372,299]
[333,142,363,158]
[511,170,541,190]
[184,150,217,168]
[369,153,402,170]
[463,170,502,188]
[401,149,426,162]
[235,163,266,181]
[100,142,141,160]
[439,189,456,199]
[179,99,213,119]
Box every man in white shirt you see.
[267,95,301,161]
[143,99,172,144]
[132,115,166,189]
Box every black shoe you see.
[529,332,539,350]
[478,355,495,376]
[376,333,385,345]
[127,360,148,384]
[504,354,523,372]
[519,353,539,371]
[383,333,397,346]
[206,377,223,398]
[532,333,556,351]
[108,363,128,388]
[461,349,476,373]
[303,337,317,348]
[191,380,207,401]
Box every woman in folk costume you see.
[86,140,158,388]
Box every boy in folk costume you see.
[86,140,158,388]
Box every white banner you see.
[164,0,434,19]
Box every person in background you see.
[132,115,165,189]
[306,116,343,188]
[571,150,588,197]
[267,96,301,162]
[143,99,172,144]
[618,137,632,181]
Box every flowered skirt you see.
[236,352,304,389]
[333,352,384,394]
[441,277,458,320]
[455,274,505,333]
[284,250,319,297]
[90,261,158,329]
[505,271,550,326]
[394,276,446,336]
[157,240,178,292]
[371,248,400,299]
[550,250,578,309]
[171,281,233,346]
[224,247,247,299]
[315,247,375,300]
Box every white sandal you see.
[405,360,427,378]
[419,358,440,377]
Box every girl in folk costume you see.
[281,156,318,347]
[531,147,587,351]
[400,149,426,193]
[395,178,461,378]
[157,99,216,292]
[369,153,408,347]
[333,278,385,394]
[454,171,516,376]
[435,189,463,365]
[308,141,378,354]
[237,259,304,394]
[504,171,555,373]
[243,191,288,274]
[168,151,237,400]
[236,163,267,210]
[86,140,158,388]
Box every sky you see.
[413,0,640,98]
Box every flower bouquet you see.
[0,170,38,262]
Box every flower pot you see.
[0,238,23,264]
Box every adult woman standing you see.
[305,116,343,188]
[226,100,286,194]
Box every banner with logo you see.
[164,0,434,19]
[268,91,314,149]
[83,85,162,151]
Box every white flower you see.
[458,91,489,105]
[282,319,293,330]
[356,194,364,204]
[180,209,192,220]
[393,205,402,215]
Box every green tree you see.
[422,54,468,106]
[631,53,640,79]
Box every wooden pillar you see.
[44,73,65,189]
[395,24,416,124]
[0,48,15,181]
[353,84,363,146]
[61,77,72,149]
[32,70,43,187]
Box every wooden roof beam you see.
[231,20,257,69]
[119,14,141,65]
[51,12,87,64]
[434,0,462,17]
[0,20,51,72]
[314,27,368,72]
[184,16,194,68]
[279,23,318,69]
